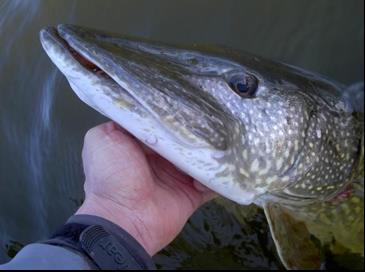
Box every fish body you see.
[39,25,364,268]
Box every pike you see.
[40,24,364,269]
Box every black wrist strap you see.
[42,215,155,270]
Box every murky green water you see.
[0,0,363,268]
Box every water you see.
[0,0,363,268]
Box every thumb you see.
[193,180,218,203]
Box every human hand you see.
[76,121,216,256]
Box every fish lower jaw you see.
[202,176,261,205]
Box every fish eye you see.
[228,74,258,98]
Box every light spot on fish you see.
[212,150,225,159]
[239,168,250,178]
[266,175,278,184]
[276,158,284,170]
[281,176,290,182]
[284,149,290,158]
[250,159,260,173]
[258,162,271,176]
[242,149,248,160]
[294,140,299,151]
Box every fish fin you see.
[263,202,322,269]
[270,179,364,269]
[302,180,364,257]
[343,82,364,114]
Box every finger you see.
[82,121,139,160]
[83,121,136,147]
[96,121,156,156]
[193,180,212,193]
[84,121,127,141]
[110,122,153,156]
[111,122,137,139]
[193,180,218,203]
[201,190,218,203]
[140,142,157,156]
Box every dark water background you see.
[0,0,363,268]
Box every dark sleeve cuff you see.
[43,214,156,270]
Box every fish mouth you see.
[39,24,229,150]
[40,26,110,80]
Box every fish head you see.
[39,24,362,205]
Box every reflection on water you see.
[0,0,40,73]
[154,203,282,269]
[0,0,363,268]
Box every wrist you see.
[76,194,154,256]
[41,214,156,269]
